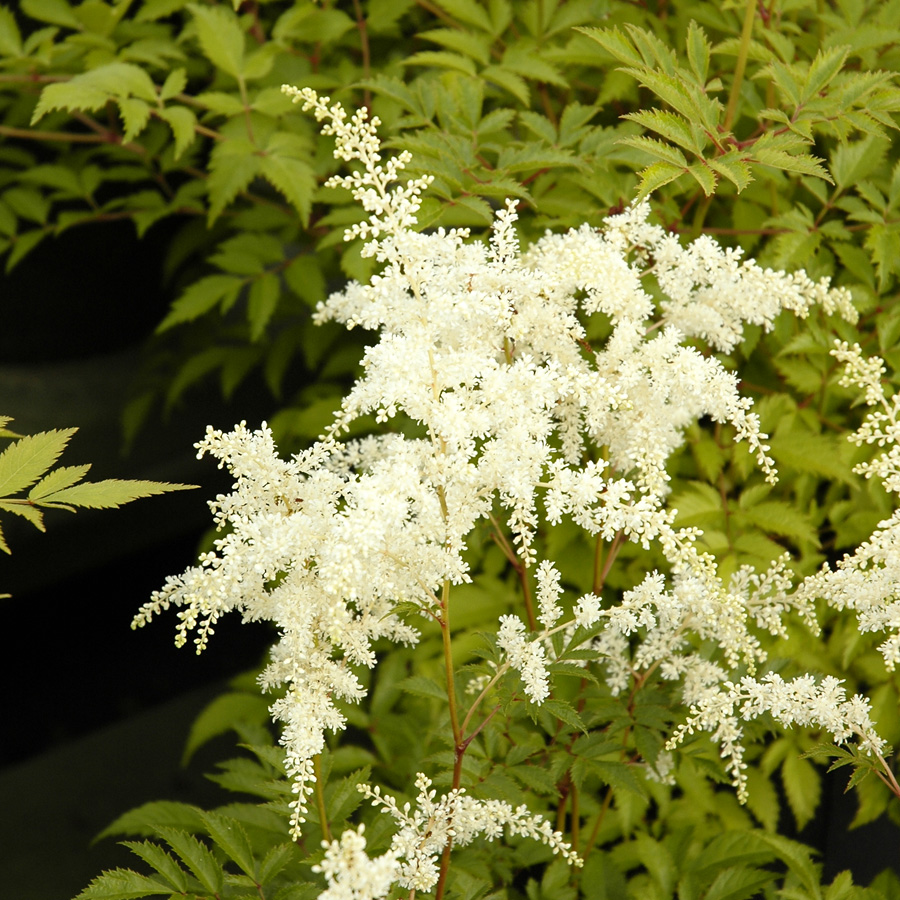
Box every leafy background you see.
[4,0,900,897]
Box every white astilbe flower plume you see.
[135,85,867,843]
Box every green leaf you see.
[577,26,644,67]
[28,463,90,500]
[259,153,315,227]
[782,753,821,831]
[6,229,44,271]
[199,811,256,878]
[207,141,262,224]
[635,161,686,199]
[708,154,753,192]
[751,146,832,182]
[703,866,775,900]
[74,868,173,900]
[182,692,271,764]
[159,68,187,102]
[158,106,197,160]
[619,135,688,168]
[865,223,900,292]
[247,271,281,341]
[32,64,152,122]
[35,479,193,510]
[259,843,297,884]
[433,0,493,31]
[801,45,849,105]
[155,827,224,894]
[686,21,711,84]
[0,428,76,498]
[625,109,700,154]
[120,842,189,893]
[21,0,80,29]
[688,161,717,195]
[158,274,244,331]
[0,5,22,55]
[542,698,586,734]
[0,498,45,532]
[118,98,151,143]
[509,763,558,795]
[188,2,244,79]
[737,500,818,548]
[399,675,446,701]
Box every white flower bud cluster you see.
[668,673,885,802]
[322,773,581,898]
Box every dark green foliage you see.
[12,0,900,897]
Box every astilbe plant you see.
[125,89,900,898]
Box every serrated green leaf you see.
[0,499,45,532]
[591,760,646,796]
[196,91,245,116]
[502,45,566,86]
[0,428,76,498]
[482,65,530,104]
[36,479,192,510]
[159,106,196,159]
[708,154,753,191]
[688,161,717,195]
[32,63,158,122]
[155,827,224,894]
[247,271,281,341]
[120,841,189,893]
[635,160,686,199]
[802,45,849,105]
[159,68,187,102]
[625,109,701,154]
[6,230,44,272]
[686,21,710,84]
[21,0,79,29]
[782,753,821,831]
[207,140,262,225]
[542,698,586,734]
[97,802,207,841]
[399,675,446,701]
[752,147,832,182]
[189,2,244,79]
[509,763,558,795]
[433,0,493,31]
[199,811,256,878]
[259,843,297,884]
[419,27,491,64]
[259,153,315,227]
[577,26,644,67]
[737,500,818,547]
[28,463,90,500]
[74,868,173,900]
[0,5,22,55]
[703,866,775,900]
[865,223,900,292]
[620,134,688,168]
[159,274,244,332]
[404,50,477,75]
[182,692,270,764]
[118,98,151,143]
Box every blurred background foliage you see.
[5,0,900,896]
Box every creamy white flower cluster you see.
[788,342,900,668]
[314,773,579,900]
[667,673,885,802]
[138,86,868,850]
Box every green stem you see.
[313,754,331,842]
[723,0,757,133]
